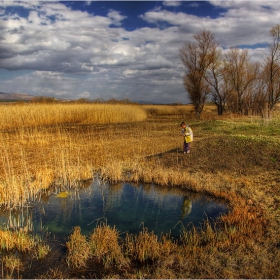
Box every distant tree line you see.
[30,96,139,105]
[28,97,185,106]
[180,24,280,119]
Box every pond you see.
[0,179,229,240]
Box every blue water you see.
[0,180,228,239]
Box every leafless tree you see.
[204,48,228,115]
[223,48,259,115]
[262,24,280,118]
[180,30,218,119]
[251,78,267,117]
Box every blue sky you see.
[0,1,279,103]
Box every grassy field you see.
[0,103,279,278]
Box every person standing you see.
[180,122,193,154]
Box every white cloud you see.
[0,1,279,103]
[0,1,41,9]
[0,71,76,97]
[78,91,91,98]
[144,55,174,70]
[140,2,279,48]
[107,9,127,26]
[163,1,182,7]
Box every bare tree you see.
[204,49,228,115]
[223,48,259,115]
[180,30,218,119]
[251,78,267,117]
[262,24,280,118]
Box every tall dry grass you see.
[0,103,147,129]
[142,104,194,117]
[0,229,50,278]
[0,103,148,208]
[0,120,180,208]
[66,226,90,269]
[64,208,277,279]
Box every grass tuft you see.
[90,222,128,268]
[66,226,90,269]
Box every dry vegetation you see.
[0,102,279,278]
[0,103,147,207]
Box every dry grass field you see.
[0,102,279,278]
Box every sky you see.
[0,1,280,104]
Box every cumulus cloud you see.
[0,1,279,103]
[208,1,280,46]
[78,91,91,98]
[163,1,182,7]
[144,55,174,70]
[107,9,127,26]
[140,3,278,48]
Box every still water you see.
[0,179,228,239]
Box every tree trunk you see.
[216,103,224,116]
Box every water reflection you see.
[6,207,34,232]
[181,197,192,220]
[0,179,228,239]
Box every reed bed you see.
[142,104,195,117]
[0,103,148,208]
[0,229,50,278]
[0,103,279,278]
[64,201,277,279]
[0,103,147,129]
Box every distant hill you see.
[0,92,34,101]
